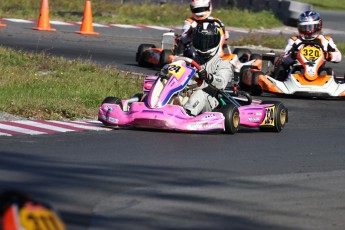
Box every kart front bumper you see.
[98,102,226,132]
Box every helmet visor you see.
[191,6,210,13]
[298,23,320,34]
[193,33,220,52]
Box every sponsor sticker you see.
[201,114,216,120]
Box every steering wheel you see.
[292,40,324,53]
[172,56,201,70]
[289,40,325,60]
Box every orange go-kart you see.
[136,31,180,69]
[237,40,345,98]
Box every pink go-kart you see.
[98,57,288,134]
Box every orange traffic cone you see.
[0,19,7,27]
[32,0,56,31]
[75,0,99,36]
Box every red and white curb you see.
[0,120,112,136]
[1,18,182,31]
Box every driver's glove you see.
[324,52,333,61]
[198,69,213,84]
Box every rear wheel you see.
[220,104,240,134]
[136,44,155,67]
[259,101,287,132]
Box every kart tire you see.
[259,101,287,133]
[220,104,240,134]
[251,71,263,96]
[136,44,155,67]
[159,49,173,67]
[100,97,123,126]
[238,65,258,91]
[233,48,252,63]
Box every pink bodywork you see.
[99,102,226,132]
[98,101,271,132]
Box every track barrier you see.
[75,0,99,36]
[32,0,56,32]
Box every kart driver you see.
[183,21,233,116]
[179,0,229,57]
[273,10,342,81]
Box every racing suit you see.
[274,35,342,80]
[183,53,233,116]
[180,17,229,57]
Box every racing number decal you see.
[168,63,185,79]
[261,106,275,126]
[301,47,321,59]
[20,204,65,230]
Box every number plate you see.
[20,202,66,230]
[168,63,186,79]
[301,47,321,59]
[261,106,275,126]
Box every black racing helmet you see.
[192,21,221,59]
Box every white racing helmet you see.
[190,0,212,20]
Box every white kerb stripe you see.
[0,124,46,135]
[13,121,75,132]
[0,132,11,136]
[110,24,141,29]
[145,25,172,31]
[92,23,109,27]
[47,121,108,131]
[50,21,73,26]
[4,18,34,23]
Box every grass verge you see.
[0,46,143,120]
[298,0,345,11]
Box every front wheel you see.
[136,44,155,67]
[220,104,240,134]
[251,71,263,96]
[259,101,288,132]
[100,97,122,126]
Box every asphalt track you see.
[1,16,345,230]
